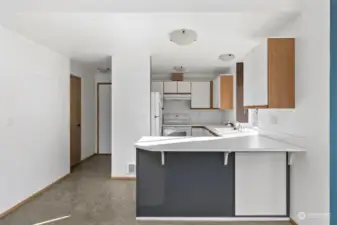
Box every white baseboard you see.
[136,217,290,222]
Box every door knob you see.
[77,124,81,127]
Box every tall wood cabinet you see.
[243,38,295,109]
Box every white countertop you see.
[162,123,227,127]
[135,126,304,153]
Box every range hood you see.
[164,94,191,101]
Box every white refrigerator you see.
[150,92,162,136]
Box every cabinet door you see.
[235,153,287,216]
[253,40,268,106]
[191,82,211,108]
[164,82,178,93]
[177,82,191,93]
[202,129,213,137]
[220,76,234,110]
[152,82,163,94]
[243,50,255,107]
[192,128,204,137]
[212,76,221,108]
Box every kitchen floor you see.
[0,155,291,225]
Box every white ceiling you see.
[0,11,299,71]
[0,0,299,13]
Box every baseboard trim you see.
[290,218,298,225]
[136,217,290,222]
[0,173,70,218]
[111,176,136,180]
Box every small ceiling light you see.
[173,66,185,72]
[219,54,236,62]
[169,29,197,46]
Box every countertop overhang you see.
[135,134,304,153]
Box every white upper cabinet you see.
[151,82,163,94]
[177,81,191,93]
[191,82,211,108]
[244,49,256,107]
[212,76,221,109]
[164,81,177,93]
[244,41,268,107]
[253,40,268,106]
[243,38,295,108]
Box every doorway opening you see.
[97,83,112,154]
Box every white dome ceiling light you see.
[169,29,197,46]
[173,66,186,73]
[219,54,236,62]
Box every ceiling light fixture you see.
[169,29,197,46]
[173,66,185,72]
[219,54,236,62]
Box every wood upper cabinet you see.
[191,82,211,108]
[212,75,234,110]
[243,38,295,108]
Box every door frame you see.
[70,75,82,167]
[96,82,112,154]
[331,0,337,223]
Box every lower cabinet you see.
[192,128,204,137]
[192,128,215,137]
[235,153,287,216]
[137,149,235,217]
[137,149,288,218]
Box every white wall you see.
[70,61,96,160]
[111,54,150,177]
[95,71,112,83]
[0,25,70,214]
[257,0,330,224]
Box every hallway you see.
[0,155,291,225]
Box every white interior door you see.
[98,84,112,154]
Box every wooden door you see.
[70,75,81,166]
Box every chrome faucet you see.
[235,122,243,132]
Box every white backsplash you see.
[163,100,234,124]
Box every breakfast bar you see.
[135,133,305,221]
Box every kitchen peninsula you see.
[135,128,305,222]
